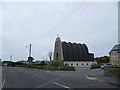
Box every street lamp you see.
[26,44,34,63]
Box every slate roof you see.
[61,41,94,61]
[109,44,120,54]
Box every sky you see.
[0,1,118,61]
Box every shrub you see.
[49,60,63,66]
[40,61,47,65]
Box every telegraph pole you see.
[29,44,32,57]
[10,54,12,67]
[27,44,34,63]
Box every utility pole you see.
[10,54,12,67]
[29,44,32,57]
[27,44,34,63]
[10,54,12,61]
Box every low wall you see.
[27,65,76,71]
[104,67,120,78]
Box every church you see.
[53,36,97,68]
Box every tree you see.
[94,56,110,64]
[48,51,52,61]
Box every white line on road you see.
[33,74,45,79]
[2,79,6,88]
[53,82,73,90]
[2,74,7,88]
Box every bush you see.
[40,61,47,65]
[49,60,63,66]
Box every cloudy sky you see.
[1,1,118,61]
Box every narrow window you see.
[76,63,78,66]
[82,63,83,65]
[87,63,88,65]
[71,63,73,66]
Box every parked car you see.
[101,63,112,69]
[90,64,99,69]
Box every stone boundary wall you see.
[27,66,76,71]
[14,65,76,71]
[104,67,120,77]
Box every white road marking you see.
[53,82,72,89]
[2,74,7,88]
[33,74,45,79]
[2,79,6,88]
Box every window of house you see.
[115,61,118,64]
[112,53,117,57]
[71,63,73,66]
[82,63,83,65]
[76,63,78,66]
[87,63,88,65]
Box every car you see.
[100,63,112,69]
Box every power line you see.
[42,1,93,37]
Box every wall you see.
[64,61,96,68]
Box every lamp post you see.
[26,44,34,63]
[10,54,12,67]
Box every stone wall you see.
[27,65,76,71]
[104,67,120,77]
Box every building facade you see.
[53,36,96,68]
[109,44,120,66]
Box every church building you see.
[53,36,96,68]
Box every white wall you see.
[64,61,97,68]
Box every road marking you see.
[2,79,6,88]
[86,75,97,80]
[2,74,7,88]
[86,75,120,86]
[46,71,50,72]
[53,82,73,90]
[33,74,45,79]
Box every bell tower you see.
[53,35,63,60]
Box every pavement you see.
[2,67,120,89]
[86,72,120,87]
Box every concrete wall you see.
[64,61,96,68]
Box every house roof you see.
[109,44,120,54]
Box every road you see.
[2,67,119,89]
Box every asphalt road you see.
[2,67,118,89]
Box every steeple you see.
[56,34,61,41]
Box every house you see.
[109,44,120,66]
[53,36,97,68]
